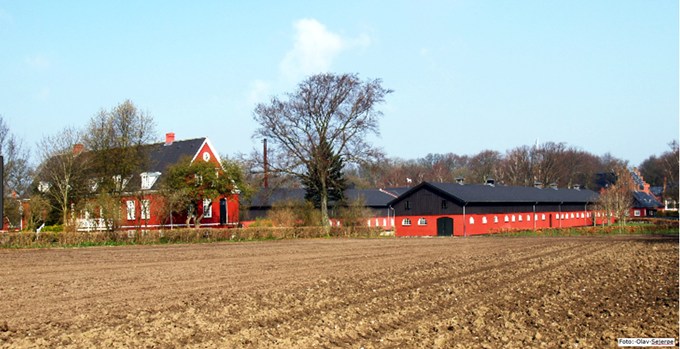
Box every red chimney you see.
[73,144,83,155]
[165,133,175,145]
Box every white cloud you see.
[26,55,51,69]
[280,18,370,82]
[248,80,272,105]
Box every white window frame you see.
[494,216,498,223]
[402,218,411,226]
[126,200,135,220]
[418,218,427,226]
[469,217,474,224]
[141,199,150,220]
[634,210,640,217]
[542,214,546,221]
[203,199,212,218]
[482,216,487,224]
[511,215,516,222]
[504,215,509,223]
[518,215,523,222]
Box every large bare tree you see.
[252,73,392,227]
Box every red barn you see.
[388,180,600,236]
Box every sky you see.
[0,1,677,167]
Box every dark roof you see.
[246,188,307,207]
[246,187,410,208]
[125,138,208,190]
[388,181,599,206]
[632,191,663,208]
[144,138,207,174]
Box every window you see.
[404,201,411,210]
[504,215,509,223]
[418,218,427,225]
[634,210,640,217]
[203,199,212,218]
[375,218,380,226]
[441,200,448,209]
[469,217,474,224]
[494,216,498,223]
[511,215,516,222]
[141,172,161,190]
[126,200,135,220]
[518,215,523,222]
[570,213,574,219]
[527,215,531,221]
[38,181,50,193]
[383,219,387,226]
[542,214,546,221]
[534,214,537,221]
[141,199,150,220]
[367,219,371,227]
[482,216,487,224]
[402,218,411,226]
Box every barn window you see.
[404,201,411,210]
[402,218,411,226]
[570,213,574,219]
[534,214,538,221]
[581,213,585,218]
[504,215,509,223]
[469,217,474,224]
[376,218,380,226]
[383,218,387,226]
[527,215,531,221]
[494,216,498,223]
[511,215,516,222]
[518,215,523,222]
[634,210,640,217]
[482,216,487,224]
[441,200,448,209]
[418,218,428,225]
[542,214,545,221]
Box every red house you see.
[76,134,239,231]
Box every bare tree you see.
[35,127,90,229]
[0,116,32,226]
[468,150,503,184]
[252,73,392,227]
[83,100,158,231]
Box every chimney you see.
[165,133,175,145]
[573,184,581,190]
[550,182,558,189]
[73,144,83,155]
[534,181,543,189]
[486,178,495,186]
[455,176,465,184]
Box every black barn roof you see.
[388,181,599,206]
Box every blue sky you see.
[1,1,677,166]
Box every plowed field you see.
[0,235,677,348]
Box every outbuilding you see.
[388,180,599,236]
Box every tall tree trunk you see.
[320,179,330,235]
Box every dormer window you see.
[38,181,51,193]
[89,178,99,192]
[141,172,161,190]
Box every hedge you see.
[0,226,385,249]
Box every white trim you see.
[190,138,224,169]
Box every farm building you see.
[388,180,600,237]
[34,133,240,231]
[242,187,409,229]
[629,169,664,217]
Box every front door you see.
[219,198,227,225]
[437,217,453,236]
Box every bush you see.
[41,225,64,233]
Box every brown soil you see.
[0,235,677,348]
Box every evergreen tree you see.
[302,139,348,211]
